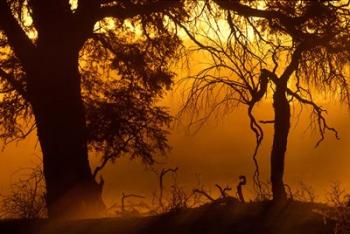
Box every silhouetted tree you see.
[178,0,350,201]
[0,0,188,218]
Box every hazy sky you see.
[0,91,349,206]
[0,17,349,206]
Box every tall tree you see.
[179,0,350,201]
[0,0,186,218]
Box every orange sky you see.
[1,5,350,207]
[0,91,349,206]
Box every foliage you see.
[178,0,350,195]
[80,20,180,176]
[0,0,193,178]
[292,182,316,203]
[317,182,350,234]
[0,166,47,219]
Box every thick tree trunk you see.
[27,47,105,219]
[270,86,290,201]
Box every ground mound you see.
[0,200,334,234]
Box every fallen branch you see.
[121,193,145,212]
[192,188,215,202]
[215,184,232,198]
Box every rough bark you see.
[270,85,290,201]
[27,43,104,218]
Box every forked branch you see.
[215,184,232,198]
[287,88,339,146]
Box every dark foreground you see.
[0,200,334,234]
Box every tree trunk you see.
[27,46,105,219]
[270,86,290,201]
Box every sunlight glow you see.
[19,2,37,41]
[70,0,78,11]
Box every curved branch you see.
[247,69,270,195]
[192,188,215,202]
[213,0,320,41]
[287,88,339,146]
[247,104,263,194]
[121,193,145,212]
[92,136,134,179]
[215,184,232,198]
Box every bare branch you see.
[287,88,339,146]
[215,184,232,198]
[121,193,145,213]
[192,189,215,202]
[92,136,134,179]
[159,167,178,208]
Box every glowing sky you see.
[1,0,350,207]
[0,88,349,206]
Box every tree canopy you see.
[0,0,190,176]
[178,0,350,199]
[0,0,190,218]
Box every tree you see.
[178,0,350,201]
[0,0,187,218]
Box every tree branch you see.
[0,2,36,70]
[92,136,134,179]
[215,184,232,198]
[121,193,145,212]
[159,167,178,207]
[95,0,181,22]
[287,88,339,146]
[280,45,305,83]
[0,67,28,100]
[259,44,304,86]
[192,189,215,202]
[213,0,317,41]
